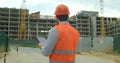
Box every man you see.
[39,4,80,63]
[16,45,19,53]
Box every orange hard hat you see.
[54,4,70,15]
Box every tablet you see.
[36,37,46,45]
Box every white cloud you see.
[0,0,22,8]
[104,10,120,17]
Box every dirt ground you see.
[78,52,120,63]
[0,46,120,63]
[94,53,120,63]
[0,53,3,58]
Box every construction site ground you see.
[0,46,120,63]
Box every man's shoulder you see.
[49,27,58,33]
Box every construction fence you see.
[1,35,120,53]
[0,32,9,52]
[76,37,114,53]
[76,37,91,52]
[9,37,120,53]
[113,37,120,53]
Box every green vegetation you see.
[20,45,39,48]
[10,44,39,48]
[9,40,39,48]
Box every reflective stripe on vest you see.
[50,60,75,63]
[53,50,75,55]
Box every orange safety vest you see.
[49,24,80,63]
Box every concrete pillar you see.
[8,8,10,38]
[18,9,21,40]
[91,16,97,37]
[36,21,39,37]
[27,18,30,40]
[106,17,109,36]
[75,15,78,30]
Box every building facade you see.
[0,8,119,40]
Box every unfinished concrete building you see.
[76,11,120,37]
[0,7,29,40]
[29,11,40,19]
[0,7,57,40]
[0,7,119,40]
[107,18,120,37]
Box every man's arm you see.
[41,27,58,56]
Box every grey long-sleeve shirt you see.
[41,21,70,56]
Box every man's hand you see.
[38,42,44,49]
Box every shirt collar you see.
[59,21,70,24]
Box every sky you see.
[0,0,120,17]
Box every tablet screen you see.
[36,37,46,45]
